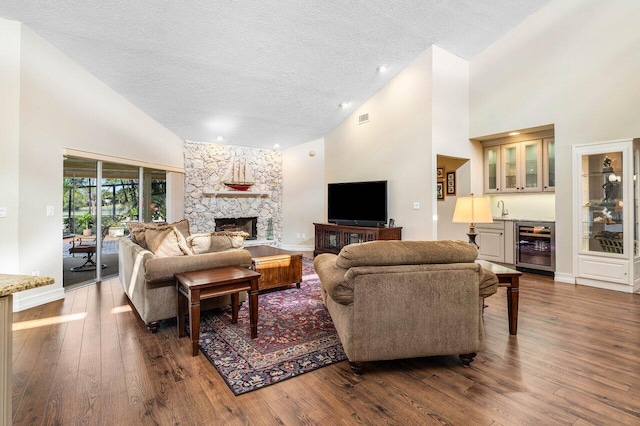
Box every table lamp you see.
[452,194,494,248]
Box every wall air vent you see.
[358,113,370,124]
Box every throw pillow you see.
[126,219,190,250]
[145,226,192,258]
[187,231,249,255]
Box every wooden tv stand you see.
[313,223,402,256]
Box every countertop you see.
[0,274,55,297]
[492,218,555,223]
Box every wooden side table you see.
[476,260,523,335]
[175,266,261,356]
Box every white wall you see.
[469,0,640,280]
[430,47,475,240]
[0,19,21,274]
[324,49,434,241]
[4,20,186,310]
[282,138,325,250]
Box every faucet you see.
[498,200,509,217]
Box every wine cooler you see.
[515,221,555,272]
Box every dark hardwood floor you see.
[11,270,640,425]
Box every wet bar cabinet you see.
[573,139,640,293]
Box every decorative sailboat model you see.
[223,159,255,191]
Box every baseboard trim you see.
[12,285,65,312]
[553,273,576,284]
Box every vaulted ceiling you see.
[0,1,551,149]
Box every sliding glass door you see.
[63,157,167,288]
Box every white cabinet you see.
[501,139,543,193]
[573,139,640,293]
[476,220,514,264]
[484,139,544,193]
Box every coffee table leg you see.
[231,293,239,323]
[189,300,201,356]
[249,288,259,339]
[507,276,520,335]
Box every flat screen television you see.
[327,180,387,227]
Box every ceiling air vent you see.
[358,113,370,124]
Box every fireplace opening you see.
[215,217,258,240]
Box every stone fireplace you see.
[215,217,258,240]
[183,141,283,243]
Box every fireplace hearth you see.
[215,217,258,240]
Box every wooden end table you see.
[476,260,523,335]
[176,266,261,356]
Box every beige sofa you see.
[314,240,498,373]
[118,221,252,332]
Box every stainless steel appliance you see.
[515,221,555,273]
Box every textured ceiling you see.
[0,1,551,149]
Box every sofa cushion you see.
[127,219,190,250]
[145,249,253,283]
[145,226,192,258]
[336,240,478,269]
[187,231,249,254]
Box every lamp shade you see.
[452,195,494,224]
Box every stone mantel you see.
[202,189,270,197]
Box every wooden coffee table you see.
[176,266,261,356]
[476,259,523,336]
[245,245,303,291]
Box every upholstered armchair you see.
[314,240,498,374]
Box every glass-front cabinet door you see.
[501,140,542,193]
[502,143,519,192]
[574,139,640,293]
[483,146,501,193]
[578,150,625,255]
[543,138,555,192]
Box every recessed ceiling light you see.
[339,101,351,109]
[216,136,224,142]
[508,132,521,136]
[274,143,280,149]
[377,64,388,73]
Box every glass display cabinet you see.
[574,139,640,293]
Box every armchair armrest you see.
[314,254,352,305]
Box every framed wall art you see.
[446,171,456,195]
[437,167,445,179]
[437,181,444,200]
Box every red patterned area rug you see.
[198,257,347,395]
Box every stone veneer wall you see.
[184,141,282,244]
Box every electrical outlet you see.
[32,271,40,276]
[46,205,54,216]
[301,233,306,239]
[0,207,6,218]
[296,233,301,239]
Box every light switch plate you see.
[0,207,6,218]
[46,205,54,216]
[413,202,420,210]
